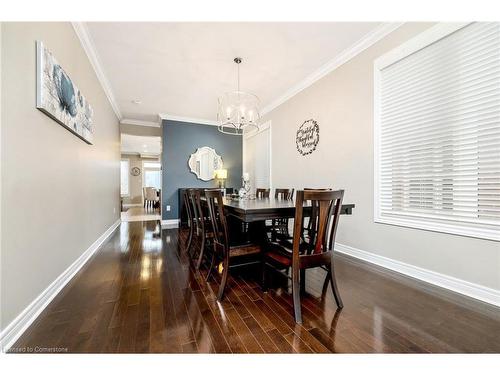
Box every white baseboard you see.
[122,203,142,208]
[161,219,179,228]
[0,219,121,352]
[335,242,500,307]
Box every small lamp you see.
[215,169,228,189]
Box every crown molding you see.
[159,113,219,127]
[72,22,123,121]
[261,22,404,116]
[120,118,161,128]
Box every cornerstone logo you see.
[296,119,319,156]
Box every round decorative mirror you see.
[188,147,223,181]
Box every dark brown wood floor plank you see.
[117,304,139,353]
[242,315,280,353]
[267,328,296,353]
[224,307,265,353]
[180,276,218,353]
[10,223,500,354]
[181,341,198,353]
[237,294,275,332]
[283,332,314,353]
[191,289,232,353]
[253,298,293,335]
[134,288,151,353]
[201,293,248,353]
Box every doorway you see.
[120,134,162,222]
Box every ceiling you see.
[121,134,162,155]
[85,22,386,123]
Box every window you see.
[143,162,161,169]
[374,22,500,241]
[143,160,161,190]
[120,160,129,196]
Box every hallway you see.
[121,206,161,222]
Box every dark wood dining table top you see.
[202,196,355,222]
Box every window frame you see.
[120,159,130,197]
[373,22,500,242]
[142,160,162,191]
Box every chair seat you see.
[275,237,312,253]
[265,243,293,266]
[229,243,261,257]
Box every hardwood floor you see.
[121,206,161,222]
[11,221,500,353]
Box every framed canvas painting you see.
[36,41,94,144]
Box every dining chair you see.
[188,189,215,270]
[262,189,345,324]
[269,188,295,241]
[143,187,148,208]
[183,189,194,254]
[204,189,262,301]
[145,187,159,210]
[255,188,270,198]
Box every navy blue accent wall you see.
[161,120,242,220]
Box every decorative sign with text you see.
[296,119,319,156]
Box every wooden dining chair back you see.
[269,188,295,241]
[183,189,194,253]
[256,188,270,198]
[299,190,344,255]
[302,188,332,245]
[188,189,212,269]
[205,189,261,300]
[204,189,229,252]
[274,188,294,200]
[263,189,344,323]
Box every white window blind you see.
[120,160,130,196]
[374,22,500,241]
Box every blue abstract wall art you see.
[36,41,94,144]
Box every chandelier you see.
[217,57,260,135]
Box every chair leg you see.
[322,271,330,297]
[217,256,230,301]
[300,269,306,294]
[205,250,216,281]
[329,261,344,309]
[292,266,302,324]
[196,231,206,270]
[186,220,193,254]
[261,261,268,292]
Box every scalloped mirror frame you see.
[188,146,223,181]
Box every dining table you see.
[216,196,355,222]
[199,195,355,246]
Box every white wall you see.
[1,22,121,329]
[262,22,500,292]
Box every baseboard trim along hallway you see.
[0,219,122,352]
[161,219,180,228]
[335,243,500,308]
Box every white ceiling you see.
[121,134,161,155]
[85,22,385,123]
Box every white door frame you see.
[242,120,272,190]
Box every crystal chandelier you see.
[217,57,260,135]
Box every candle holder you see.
[239,173,251,199]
